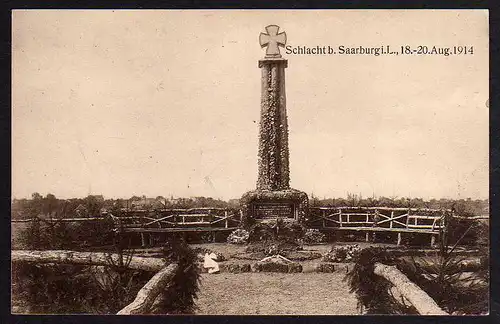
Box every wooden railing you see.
[12,208,242,231]
[308,207,448,233]
[307,207,457,245]
[12,206,486,226]
[12,206,486,245]
[113,208,241,233]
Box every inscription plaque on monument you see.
[254,203,294,219]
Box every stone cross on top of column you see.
[259,25,287,58]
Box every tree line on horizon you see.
[11,192,488,220]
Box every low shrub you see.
[12,234,201,315]
[316,263,336,273]
[275,218,306,242]
[347,244,489,315]
[226,229,250,244]
[154,235,201,314]
[253,260,302,273]
[303,229,327,244]
[12,261,151,314]
[247,223,275,242]
[397,255,488,315]
[346,247,417,315]
[288,263,303,273]
[284,251,322,261]
[253,261,288,273]
[323,244,362,263]
[447,218,489,247]
[220,263,252,273]
[17,217,115,251]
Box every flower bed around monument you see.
[323,244,362,263]
[303,229,327,244]
[226,229,250,245]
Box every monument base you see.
[240,189,308,225]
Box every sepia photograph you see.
[11,9,489,315]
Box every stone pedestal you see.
[241,53,308,225]
[241,189,308,224]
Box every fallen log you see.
[11,250,167,272]
[117,263,179,315]
[373,262,448,315]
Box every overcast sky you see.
[12,10,489,200]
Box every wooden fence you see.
[12,207,242,247]
[111,208,241,246]
[113,207,241,232]
[12,208,241,230]
[308,207,451,246]
[12,206,487,247]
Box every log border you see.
[373,262,448,315]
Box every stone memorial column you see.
[240,25,308,226]
[257,57,290,191]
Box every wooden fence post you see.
[397,232,402,246]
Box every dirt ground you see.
[191,242,367,315]
[195,272,360,315]
[133,243,362,315]
[8,240,399,315]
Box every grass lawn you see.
[195,272,359,315]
